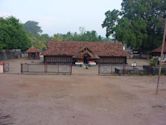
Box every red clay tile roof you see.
[152,41,166,53]
[27,47,40,53]
[43,41,127,57]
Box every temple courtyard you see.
[0,71,166,125]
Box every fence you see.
[114,65,166,75]
[143,65,166,75]
[98,64,146,75]
[0,49,21,60]
[0,62,9,73]
[21,63,72,75]
[115,65,144,75]
[3,63,9,72]
[98,64,125,75]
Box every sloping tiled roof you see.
[27,47,40,53]
[152,41,166,53]
[43,41,127,57]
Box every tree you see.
[23,21,51,50]
[0,16,31,50]
[102,9,120,38]
[52,28,103,42]
[52,33,65,41]
[26,33,47,50]
[23,21,42,35]
[102,0,166,52]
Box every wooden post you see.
[70,64,72,75]
[58,63,59,74]
[123,64,125,75]
[44,63,47,73]
[21,63,23,73]
[156,20,166,95]
[98,64,100,75]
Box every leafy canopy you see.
[23,21,50,50]
[23,21,42,35]
[102,0,166,52]
[0,16,31,50]
[52,27,103,42]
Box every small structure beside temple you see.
[151,40,166,58]
[151,43,166,58]
[27,47,40,59]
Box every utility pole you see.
[156,20,166,95]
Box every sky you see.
[0,0,122,36]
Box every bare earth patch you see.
[0,73,166,125]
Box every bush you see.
[149,57,159,67]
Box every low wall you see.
[98,64,124,75]
[21,63,72,75]
[0,62,9,73]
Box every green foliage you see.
[23,21,50,50]
[26,33,48,50]
[0,16,31,51]
[102,9,120,37]
[23,21,42,35]
[102,0,166,52]
[149,57,158,66]
[52,28,103,41]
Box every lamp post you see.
[156,19,166,95]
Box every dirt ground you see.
[0,59,166,125]
[0,73,166,125]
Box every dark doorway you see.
[32,53,36,59]
[83,53,90,65]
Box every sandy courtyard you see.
[0,73,166,125]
